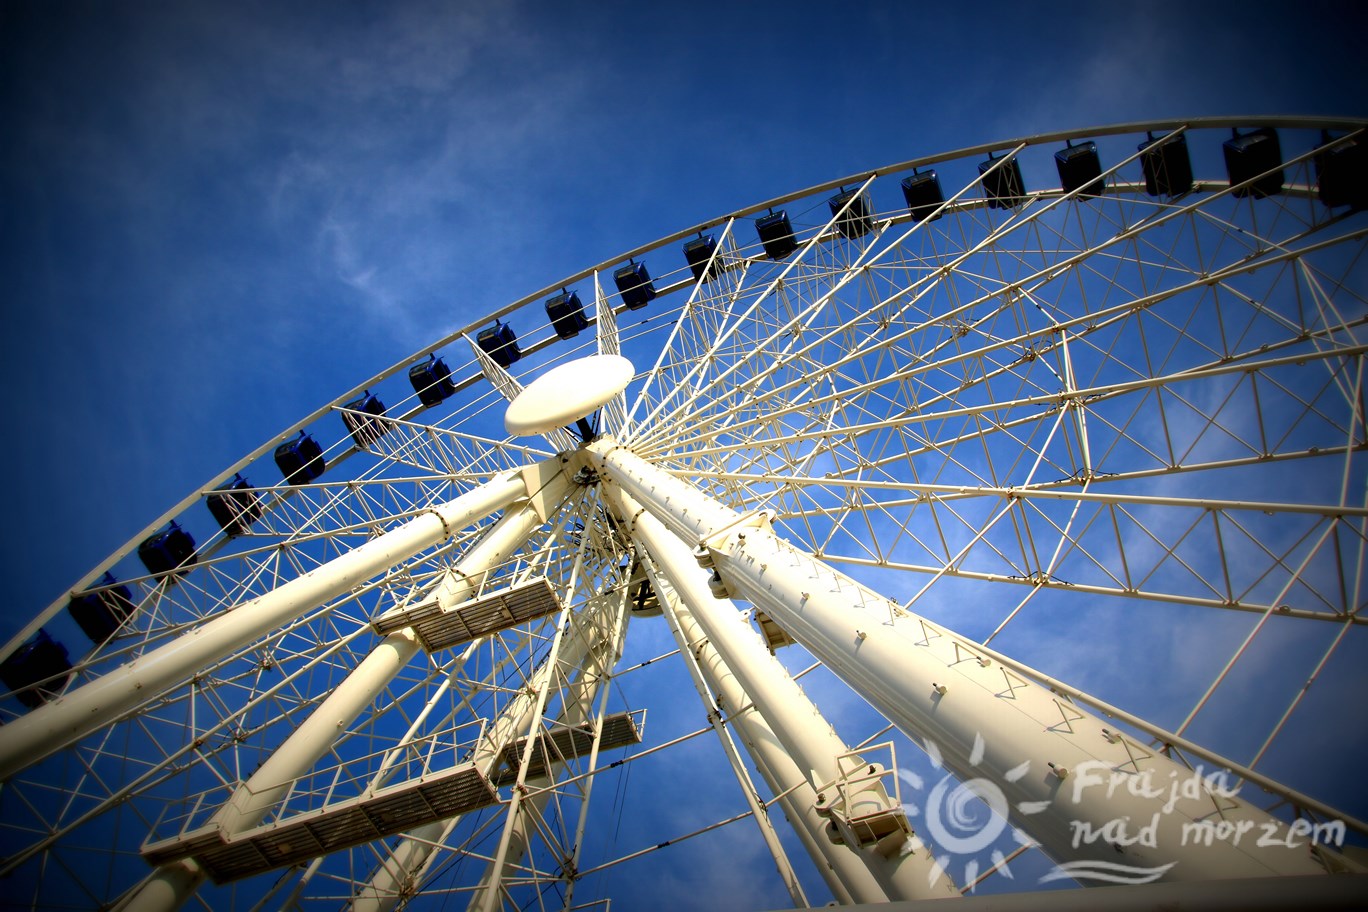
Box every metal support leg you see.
[582,439,1333,882]
[467,584,631,912]
[115,463,572,911]
[0,467,535,783]
[603,483,958,901]
[637,561,811,907]
[472,514,595,912]
[646,560,865,906]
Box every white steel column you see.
[604,484,958,901]
[646,562,878,906]
[645,564,811,909]
[0,467,535,784]
[583,439,1333,882]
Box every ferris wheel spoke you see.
[694,455,1367,623]
[0,617,379,879]
[631,272,838,456]
[629,180,893,451]
[655,225,1368,470]
[659,336,1367,508]
[622,219,740,436]
[8,119,1368,909]
[1247,616,1356,770]
[54,441,542,668]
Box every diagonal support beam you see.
[117,462,574,911]
[581,437,1348,884]
[0,467,536,784]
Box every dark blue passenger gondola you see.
[613,261,656,310]
[755,210,798,259]
[545,291,588,339]
[138,521,196,577]
[409,354,455,407]
[1139,132,1193,198]
[275,431,326,486]
[683,235,719,282]
[0,630,72,708]
[1316,131,1368,210]
[477,321,522,368]
[68,572,136,644]
[341,392,387,447]
[979,153,1026,209]
[207,473,261,536]
[1222,128,1284,199]
[901,170,944,222]
[828,188,873,238]
[1055,141,1104,197]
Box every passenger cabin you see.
[274,431,326,485]
[545,290,588,339]
[408,355,455,407]
[683,235,719,282]
[979,154,1026,209]
[901,170,944,221]
[476,321,522,368]
[69,572,137,643]
[613,261,656,310]
[1316,131,1368,209]
[0,630,72,708]
[138,522,196,577]
[206,474,261,537]
[1055,141,1104,197]
[341,392,387,447]
[829,188,873,238]
[755,210,798,259]
[1139,132,1193,197]
[1223,128,1284,199]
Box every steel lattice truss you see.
[1,119,1365,911]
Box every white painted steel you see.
[584,438,1334,882]
[645,562,882,906]
[464,584,631,912]
[121,478,571,912]
[0,469,529,784]
[472,524,590,912]
[504,354,635,436]
[352,587,624,911]
[602,481,960,900]
[6,119,1366,910]
[646,564,844,906]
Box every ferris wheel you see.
[1,117,1366,911]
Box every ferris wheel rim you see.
[13,114,1367,650]
[3,115,1366,909]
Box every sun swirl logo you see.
[900,731,1047,891]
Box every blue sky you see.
[3,0,1365,637]
[2,2,1367,906]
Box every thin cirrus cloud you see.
[1,0,1363,736]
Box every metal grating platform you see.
[142,761,499,883]
[494,711,643,786]
[371,577,562,652]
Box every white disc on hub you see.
[505,354,635,436]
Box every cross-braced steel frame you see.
[1,117,1366,911]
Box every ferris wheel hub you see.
[504,354,635,436]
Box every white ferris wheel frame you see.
[0,115,1366,911]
